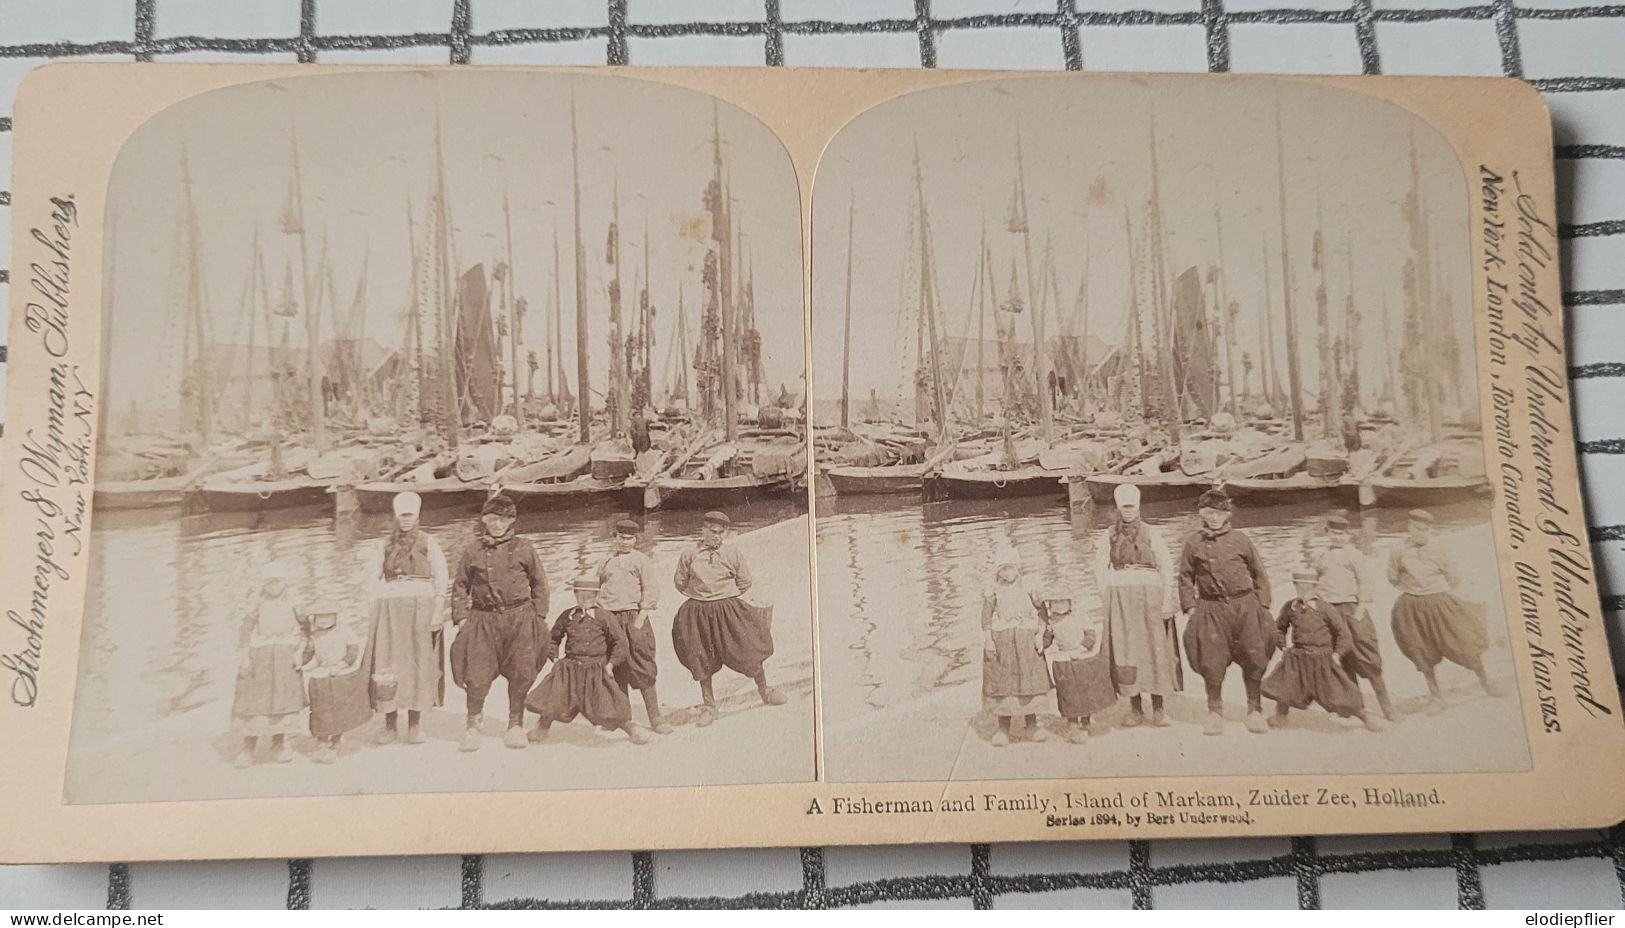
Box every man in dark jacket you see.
[1178,488,1275,736]
[450,493,550,752]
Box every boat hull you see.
[188,481,333,513]
[353,481,492,514]
[506,478,625,512]
[1221,476,1350,506]
[923,468,1067,502]
[824,464,927,496]
[1356,477,1491,508]
[642,475,794,512]
[1084,473,1213,505]
[94,478,191,511]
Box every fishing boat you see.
[1221,472,1346,505]
[1083,471,1213,505]
[825,462,928,496]
[1351,473,1489,508]
[924,463,1065,502]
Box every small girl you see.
[301,611,371,764]
[981,544,1052,747]
[1039,598,1117,744]
[231,562,309,768]
[1262,570,1382,732]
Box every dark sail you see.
[455,263,500,423]
[1170,266,1219,421]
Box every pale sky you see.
[103,70,803,416]
[810,75,1474,411]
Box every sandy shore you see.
[821,521,1532,783]
[66,517,816,803]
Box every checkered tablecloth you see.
[0,0,1621,910]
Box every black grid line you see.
[915,0,936,69]
[1059,0,1083,72]
[0,0,1624,913]
[764,0,785,67]
[1292,836,1323,908]
[631,850,655,908]
[1203,0,1231,73]
[1452,833,1486,909]
[105,864,130,910]
[800,846,828,909]
[460,853,483,909]
[1351,0,1380,75]
[286,859,311,910]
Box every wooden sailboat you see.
[96,188,250,509]
[634,106,805,512]
[824,185,936,496]
[923,136,1075,503]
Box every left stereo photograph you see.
[66,69,815,803]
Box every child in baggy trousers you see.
[981,544,1052,747]
[231,561,309,768]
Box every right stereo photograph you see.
[808,75,1526,785]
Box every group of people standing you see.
[979,483,1504,745]
[229,492,783,766]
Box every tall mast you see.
[1260,234,1279,411]
[286,130,326,451]
[911,141,950,443]
[675,286,691,406]
[1077,242,1090,413]
[177,144,214,446]
[1312,200,1337,440]
[1343,238,1360,416]
[641,210,654,416]
[713,103,738,442]
[840,190,856,429]
[571,92,591,444]
[1213,206,1238,419]
[242,227,260,427]
[1273,100,1306,442]
[608,178,627,436]
[431,107,460,448]
[1147,114,1180,443]
[405,201,425,424]
[503,188,520,418]
[1124,203,1146,421]
[549,226,561,405]
[975,224,990,423]
[1012,127,1052,443]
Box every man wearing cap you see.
[364,491,449,745]
[1177,487,1276,736]
[1387,508,1501,708]
[1093,482,1180,728]
[672,511,784,724]
[1317,513,1399,722]
[598,519,670,734]
[450,493,550,751]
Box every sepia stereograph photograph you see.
[67,70,815,803]
[811,76,1528,784]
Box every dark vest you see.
[1109,519,1158,570]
